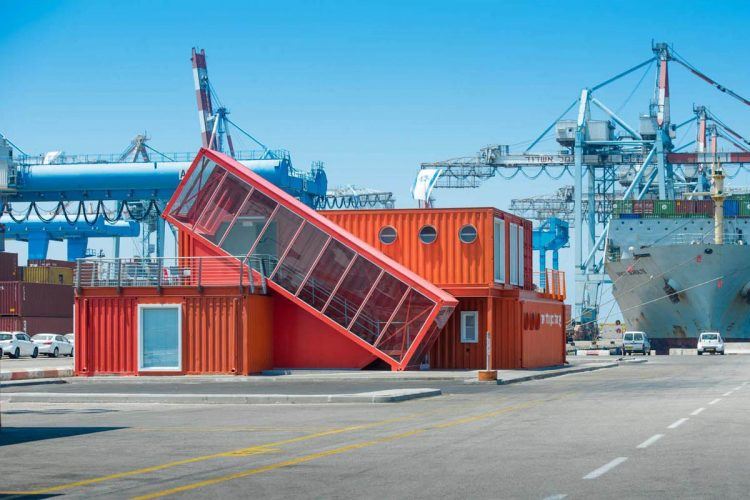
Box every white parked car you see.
[31,333,75,357]
[65,333,74,347]
[0,332,39,358]
[697,332,725,355]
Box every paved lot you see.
[0,356,73,371]
[1,356,748,498]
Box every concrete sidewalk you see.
[1,388,442,405]
[0,360,631,405]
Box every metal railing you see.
[671,232,749,245]
[17,149,291,166]
[533,269,567,300]
[75,256,269,293]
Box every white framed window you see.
[138,304,182,371]
[460,311,479,343]
[518,224,525,288]
[509,222,519,285]
[493,218,505,283]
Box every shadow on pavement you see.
[0,426,124,446]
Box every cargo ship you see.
[604,162,750,352]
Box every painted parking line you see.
[722,391,734,397]
[582,457,628,480]
[691,407,705,416]
[734,386,742,391]
[637,434,664,449]
[543,494,568,500]
[709,398,722,405]
[668,418,688,429]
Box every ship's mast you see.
[711,155,725,244]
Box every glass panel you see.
[248,207,303,277]
[298,240,355,311]
[376,289,434,359]
[272,223,328,293]
[195,174,250,246]
[324,256,381,328]
[405,321,441,369]
[350,273,408,345]
[171,159,223,226]
[518,225,525,287]
[220,190,277,257]
[509,223,518,285]
[494,218,505,283]
[141,307,180,369]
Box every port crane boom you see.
[418,42,750,326]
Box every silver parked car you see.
[32,333,74,357]
[0,332,39,358]
[622,331,651,355]
[697,332,725,355]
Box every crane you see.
[323,185,395,209]
[417,42,750,326]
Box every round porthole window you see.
[459,224,478,243]
[378,226,397,245]
[419,225,438,244]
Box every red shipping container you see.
[0,282,73,317]
[632,200,654,214]
[695,200,714,214]
[0,316,73,334]
[0,252,19,281]
[27,259,76,269]
[675,199,695,214]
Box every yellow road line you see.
[134,400,545,500]
[0,393,539,497]
[0,415,417,496]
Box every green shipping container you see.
[652,200,675,217]
[612,199,632,217]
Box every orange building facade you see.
[323,208,566,369]
[73,150,565,375]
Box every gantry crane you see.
[418,42,750,325]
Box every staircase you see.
[164,149,457,370]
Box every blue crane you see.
[532,217,569,288]
[0,47,327,260]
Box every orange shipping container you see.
[75,287,273,376]
[322,208,533,292]
[429,290,565,370]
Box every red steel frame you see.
[163,149,457,370]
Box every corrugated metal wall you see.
[520,298,566,368]
[324,208,535,291]
[183,296,239,374]
[323,209,493,287]
[76,296,138,375]
[429,296,488,369]
[428,294,563,370]
[75,290,274,376]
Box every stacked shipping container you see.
[613,196,750,220]
[0,253,74,335]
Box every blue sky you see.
[3,0,750,316]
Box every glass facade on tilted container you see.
[165,150,456,370]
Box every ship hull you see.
[605,243,750,351]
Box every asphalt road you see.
[0,356,748,499]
